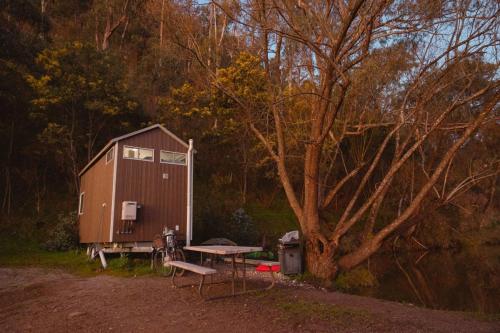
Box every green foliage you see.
[215,52,268,107]
[158,53,267,137]
[42,211,79,251]
[160,83,212,119]
[335,267,378,291]
[105,254,152,276]
[277,299,371,323]
[245,200,298,244]
[27,42,137,113]
[25,42,143,192]
[107,254,130,270]
[0,237,98,275]
[193,188,298,248]
[227,208,259,245]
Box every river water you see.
[346,246,500,314]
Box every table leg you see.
[210,253,214,284]
[242,255,246,292]
[231,254,236,296]
[266,271,276,290]
[198,275,206,299]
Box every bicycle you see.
[151,227,186,276]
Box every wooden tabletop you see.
[184,245,263,255]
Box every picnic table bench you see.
[169,261,217,299]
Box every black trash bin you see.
[278,231,302,275]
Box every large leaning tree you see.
[168,0,499,280]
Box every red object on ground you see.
[256,264,280,272]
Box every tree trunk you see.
[338,240,381,272]
[69,108,80,194]
[101,0,129,51]
[2,167,11,215]
[241,142,248,204]
[159,0,165,66]
[304,233,338,281]
[303,140,338,280]
[160,0,165,48]
[2,122,14,215]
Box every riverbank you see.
[0,267,498,332]
[336,245,500,314]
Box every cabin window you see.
[123,146,154,162]
[160,150,187,165]
[106,147,114,164]
[78,192,85,215]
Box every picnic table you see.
[184,245,262,296]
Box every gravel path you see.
[0,268,498,332]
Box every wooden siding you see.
[113,128,188,242]
[79,148,114,243]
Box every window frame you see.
[78,192,85,215]
[106,146,114,164]
[122,145,155,162]
[160,150,187,166]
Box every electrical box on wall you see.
[121,201,137,220]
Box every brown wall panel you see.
[113,128,188,242]
[78,148,114,243]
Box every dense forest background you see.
[0,0,498,262]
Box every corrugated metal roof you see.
[79,124,189,176]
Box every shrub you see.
[335,266,378,291]
[43,211,79,251]
[228,208,259,245]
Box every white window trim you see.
[106,147,114,164]
[78,192,85,215]
[160,150,187,166]
[123,145,155,162]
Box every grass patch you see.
[468,312,500,322]
[251,287,285,300]
[250,288,372,327]
[105,255,153,277]
[287,271,324,285]
[277,298,372,323]
[0,236,154,277]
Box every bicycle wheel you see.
[172,249,186,276]
[152,250,174,276]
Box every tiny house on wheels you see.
[78,124,194,263]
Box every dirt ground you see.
[0,268,498,333]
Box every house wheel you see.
[86,244,97,261]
